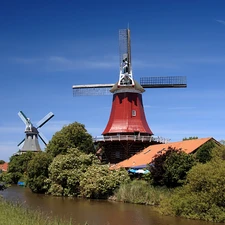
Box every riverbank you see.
[0,197,87,225]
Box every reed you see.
[115,180,170,206]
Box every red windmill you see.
[73,29,187,164]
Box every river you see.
[1,186,215,225]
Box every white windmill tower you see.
[17,111,54,152]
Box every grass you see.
[0,197,88,225]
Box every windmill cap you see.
[110,80,145,93]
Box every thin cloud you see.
[0,120,70,135]
[216,19,225,25]
[133,59,179,69]
[13,57,43,64]
[183,57,225,64]
[12,56,118,71]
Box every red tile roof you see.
[0,162,8,172]
[110,137,218,170]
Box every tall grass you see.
[115,180,170,206]
[0,197,87,225]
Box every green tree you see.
[150,147,195,188]
[220,140,225,145]
[47,148,98,196]
[0,160,5,164]
[79,165,130,199]
[182,136,198,141]
[8,152,34,184]
[195,140,215,163]
[46,122,95,157]
[160,159,225,222]
[27,152,53,193]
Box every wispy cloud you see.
[0,120,70,135]
[133,59,179,69]
[0,142,19,161]
[216,19,225,25]
[13,57,43,64]
[183,57,225,64]
[12,56,118,71]
[167,106,196,110]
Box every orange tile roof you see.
[111,137,217,170]
[0,162,8,172]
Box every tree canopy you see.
[46,122,95,157]
[8,152,35,184]
[195,140,215,163]
[182,136,198,141]
[0,160,5,164]
[27,152,53,193]
[150,147,195,188]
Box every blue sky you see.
[1,0,225,161]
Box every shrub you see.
[47,149,98,197]
[79,165,130,199]
[160,158,225,222]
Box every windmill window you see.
[132,110,136,117]
[115,151,121,159]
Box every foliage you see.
[115,180,170,205]
[46,122,95,157]
[0,160,5,164]
[159,146,225,222]
[182,136,198,141]
[150,147,195,188]
[47,148,98,196]
[27,152,53,193]
[79,165,130,199]
[8,152,35,184]
[195,140,215,163]
[159,158,225,222]
[219,139,225,145]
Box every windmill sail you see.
[140,76,187,88]
[36,112,54,128]
[18,111,54,152]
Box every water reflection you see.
[1,186,215,225]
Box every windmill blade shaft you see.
[140,76,187,88]
[18,111,29,125]
[38,132,48,146]
[17,138,25,147]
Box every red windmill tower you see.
[73,28,187,164]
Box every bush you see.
[79,165,130,199]
[47,149,98,197]
[159,158,225,222]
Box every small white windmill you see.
[17,111,54,152]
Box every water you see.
[1,186,214,225]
